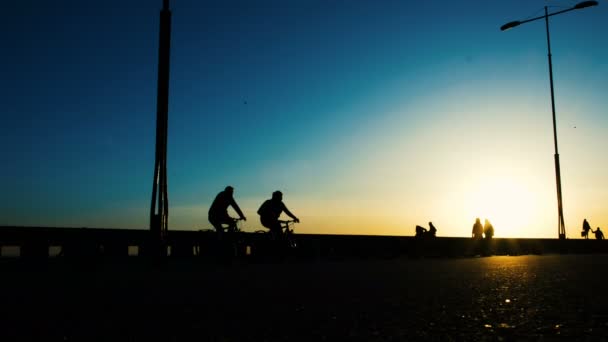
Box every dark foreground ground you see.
[1,254,608,341]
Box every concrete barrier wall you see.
[1,226,607,259]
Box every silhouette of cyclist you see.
[257,191,299,239]
[208,186,246,239]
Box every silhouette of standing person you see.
[582,219,592,239]
[257,191,299,240]
[484,219,494,240]
[472,218,483,240]
[208,186,246,240]
[595,227,605,240]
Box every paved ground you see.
[1,254,608,341]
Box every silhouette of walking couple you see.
[472,218,494,240]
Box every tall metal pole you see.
[544,7,567,239]
[150,0,172,255]
[502,1,599,239]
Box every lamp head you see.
[575,1,599,9]
[500,21,521,31]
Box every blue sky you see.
[1,0,607,237]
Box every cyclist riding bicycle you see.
[208,186,246,240]
[257,191,299,240]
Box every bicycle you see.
[280,220,298,248]
[255,220,298,245]
[252,219,299,258]
[197,217,246,258]
[224,217,245,234]
[198,217,245,234]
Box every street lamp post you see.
[500,1,598,240]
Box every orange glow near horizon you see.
[462,175,550,238]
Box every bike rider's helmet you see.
[225,186,234,194]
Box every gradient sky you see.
[1,0,607,238]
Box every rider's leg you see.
[215,218,238,259]
[271,222,283,240]
[226,219,237,233]
[223,219,239,256]
[210,219,224,240]
[276,222,292,256]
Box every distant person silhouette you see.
[472,218,483,240]
[595,227,605,240]
[483,219,494,240]
[582,219,592,239]
[208,186,246,240]
[415,225,427,237]
[428,222,437,238]
[257,191,299,240]
[416,222,437,238]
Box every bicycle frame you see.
[223,217,245,233]
[279,220,297,234]
[278,220,298,248]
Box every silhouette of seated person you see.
[208,186,246,240]
[415,222,437,238]
[428,222,437,238]
[483,219,494,240]
[415,225,427,237]
[582,219,592,239]
[595,227,605,240]
[257,191,299,241]
[472,218,483,240]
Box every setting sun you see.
[463,174,553,238]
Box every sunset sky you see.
[1,0,607,238]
